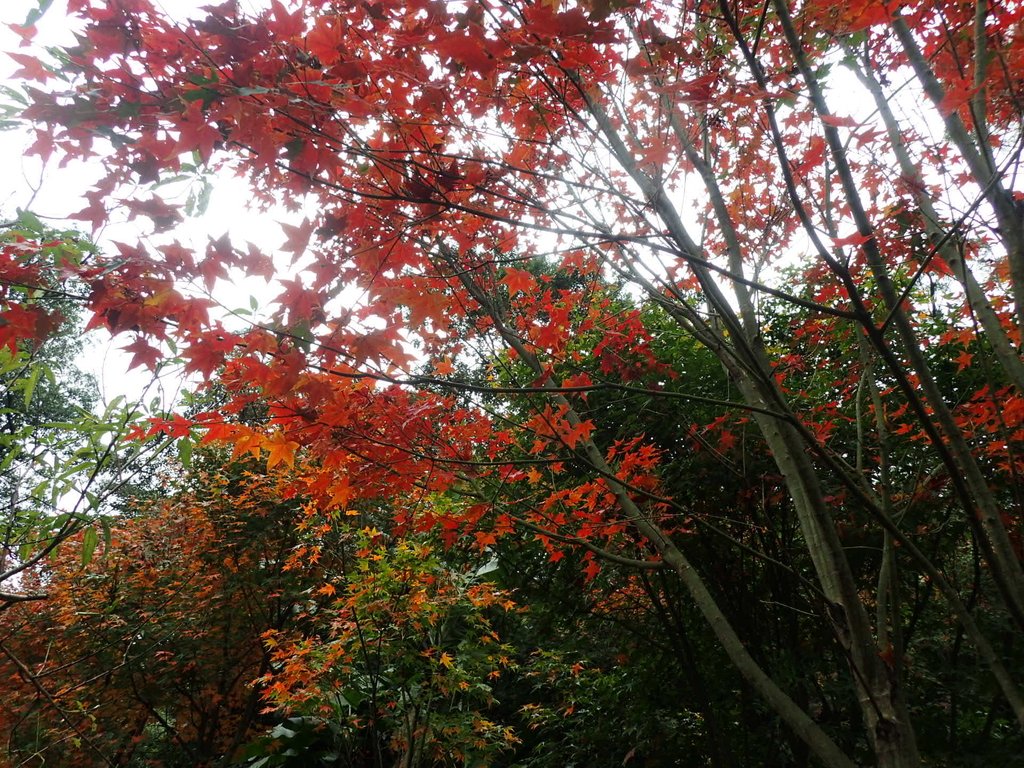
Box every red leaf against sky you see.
[280,219,315,259]
[832,231,874,247]
[121,337,163,370]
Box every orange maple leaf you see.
[500,267,536,296]
[475,530,497,550]
[559,418,595,449]
[263,431,299,469]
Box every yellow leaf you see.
[263,430,299,469]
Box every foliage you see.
[3,0,1024,766]
[252,531,521,768]
[0,462,320,766]
[0,214,104,607]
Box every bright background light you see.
[1,0,311,412]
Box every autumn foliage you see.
[0,467,297,762]
[3,0,1024,765]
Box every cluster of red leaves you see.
[0,237,70,351]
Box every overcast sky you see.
[0,1,301,412]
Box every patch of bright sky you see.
[0,0,325,413]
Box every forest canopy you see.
[2,0,1024,765]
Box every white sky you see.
[0,0,305,412]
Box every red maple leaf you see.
[280,219,314,259]
[501,267,536,296]
[121,337,163,370]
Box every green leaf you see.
[91,124,135,149]
[22,364,42,408]
[0,444,21,473]
[0,85,29,107]
[15,209,45,234]
[195,179,213,216]
[22,0,55,28]
[178,436,193,467]
[81,526,98,566]
[187,71,219,86]
[114,100,142,118]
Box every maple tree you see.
[1,446,537,768]
[0,213,173,612]
[0,461,326,766]
[4,0,1024,764]
[256,531,522,768]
